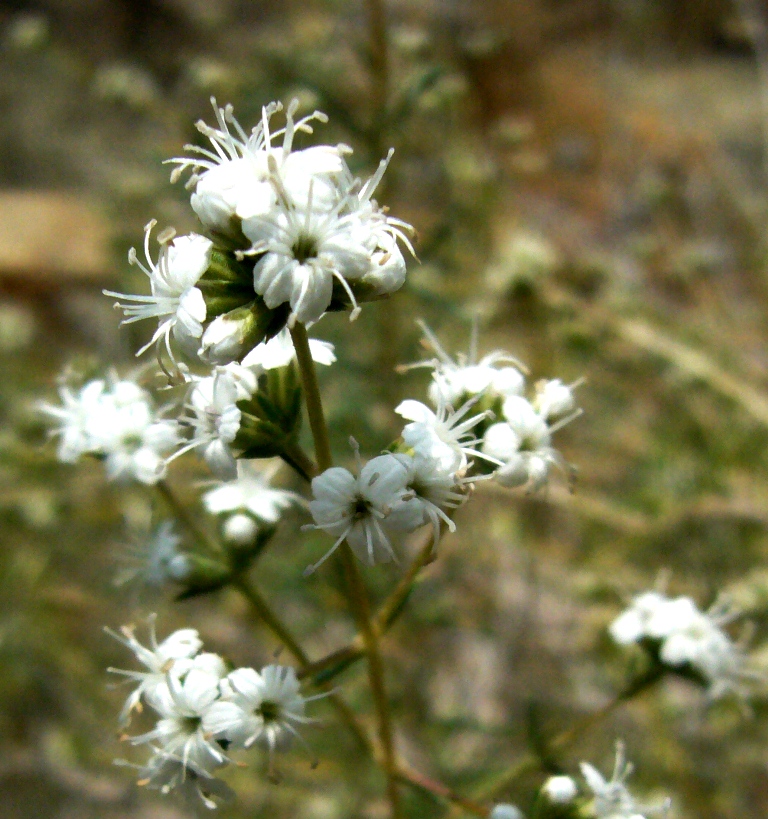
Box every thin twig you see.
[233,575,373,756]
[289,323,333,472]
[395,764,487,816]
[365,0,390,150]
[290,320,402,818]
[471,666,664,802]
[298,523,438,682]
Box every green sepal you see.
[234,362,303,458]
[174,554,232,600]
[203,247,253,285]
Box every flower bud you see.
[534,379,575,420]
[223,513,259,545]
[490,805,524,819]
[542,775,578,804]
[199,298,291,365]
[234,363,303,459]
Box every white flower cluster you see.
[610,591,761,699]
[306,324,584,571]
[307,441,471,572]
[108,618,321,808]
[481,380,581,490]
[179,332,333,478]
[402,322,582,491]
[107,100,411,376]
[203,459,303,545]
[41,330,333,483]
[38,375,180,484]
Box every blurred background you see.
[5,0,768,816]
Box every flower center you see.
[181,715,202,733]
[121,433,144,452]
[258,700,281,722]
[352,497,372,521]
[292,232,319,264]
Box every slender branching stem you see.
[395,764,488,816]
[290,320,402,818]
[232,576,310,663]
[471,666,665,803]
[340,545,402,816]
[299,524,440,682]
[157,479,371,754]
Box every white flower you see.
[130,653,228,777]
[222,513,260,545]
[483,394,580,491]
[100,409,180,486]
[118,749,233,809]
[393,452,469,547]
[105,222,211,367]
[609,592,670,645]
[581,742,669,819]
[396,396,494,475]
[38,378,108,462]
[40,375,180,484]
[240,327,335,369]
[114,521,192,590]
[307,453,413,571]
[542,775,578,804]
[242,148,412,327]
[533,378,578,420]
[203,459,302,532]
[168,99,345,236]
[611,592,760,698]
[362,229,407,296]
[405,320,526,407]
[178,368,251,478]
[203,665,321,772]
[106,616,203,725]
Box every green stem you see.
[156,479,221,555]
[233,575,372,756]
[232,577,309,663]
[365,0,390,149]
[395,764,487,817]
[279,438,318,481]
[299,522,440,684]
[289,323,333,472]
[290,320,401,818]
[340,545,402,817]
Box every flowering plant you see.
[37,91,768,819]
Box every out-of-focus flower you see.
[580,742,670,819]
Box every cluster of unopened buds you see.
[109,618,323,808]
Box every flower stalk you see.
[290,320,402,818]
